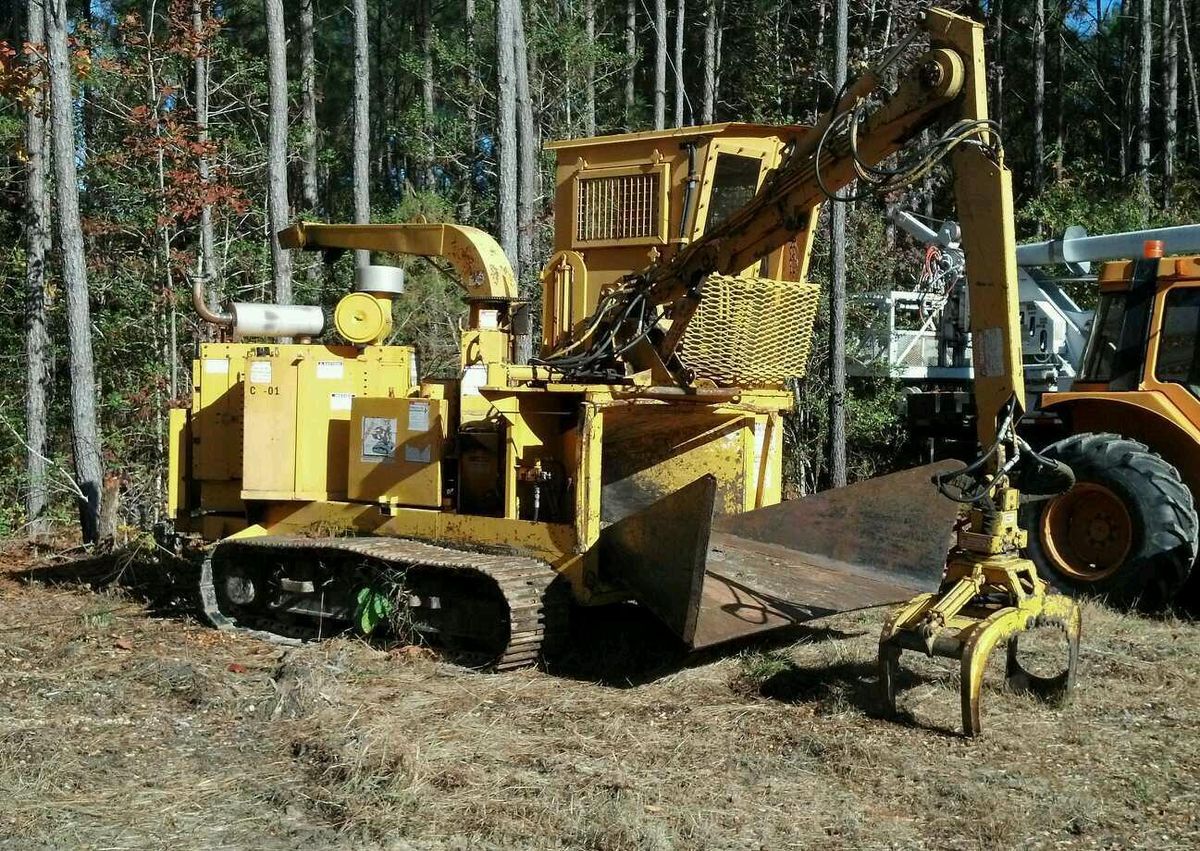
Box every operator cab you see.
[540,123,817,353]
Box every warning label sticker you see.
[248,361,272,384]
[316,361,345,380]
[407,400,430,432]
[361,417,397,463]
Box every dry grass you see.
[1,540,1198,850]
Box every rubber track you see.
[200,536,566,670]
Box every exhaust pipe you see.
[192,272,325,340]
[192,273,233,329]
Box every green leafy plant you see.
[354,587,394,636]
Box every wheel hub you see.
[1041,482,1133,582]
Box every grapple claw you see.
[879,553,1082,737]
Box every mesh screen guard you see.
[679,274,820,387]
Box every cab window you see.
[1155,288,1200,398]
[704,153,763,233]
[1078,293,1129,384]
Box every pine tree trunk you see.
[299,0,319,214]
[513,1,537,286]
[420,0,436,190]
[46,0,104,542]
[463,0,479,219]
[264,0,293,297]
[584,0,596,136]
[1179,0,1200,162]
[352,0,371,266]
[1053,9,1065,182]
[1137,0,1152,200]
[654,0,666,129]
[625,0,636,129]
[829,0,848,489]
[194,0,219,307]
[703,0,717,123]
[1033,0,1045,191]
[992,0,1005,132]
[24,0,51,539]
[496,0,519,268]
[1163,0,1180,208]
[673,0,685,127]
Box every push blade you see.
[601,461,964,650]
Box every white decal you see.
[361,417,397,462]
[316,360,345,380]
[248,361,272,384]
[407,400,431,432]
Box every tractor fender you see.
[1040,394,1200,503]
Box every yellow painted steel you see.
[238,344,415,502]
[334,292,394,344]
[347,397,448,507]
[541,123,812,352]
[278,221,517,301]
[171,9,1076,734]
[167,407,188,519]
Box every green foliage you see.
[354,586,394,636]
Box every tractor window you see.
[704,153,763,233]
[1078,293,1129,384]
[1077,277,1155,390]
[1155,288,1200,398]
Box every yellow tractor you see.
[169,9,1080,734]
[1021,248,1200,609]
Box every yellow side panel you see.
[167,407,188,519]
[242,355,298,497]
[598,405,748,524]
[294,354,360,499]
[347,397,447,508]
[193,345,245,482]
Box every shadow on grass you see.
[545,600,865,688]
[749,657,962,738]
[18,546,202,620]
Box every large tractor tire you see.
[1020,433,1198,610]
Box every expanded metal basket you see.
[680,274,820,387]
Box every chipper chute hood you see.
[600,460,965,649]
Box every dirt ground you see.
[1,541,1197,851]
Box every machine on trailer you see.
[169,8,1079,734]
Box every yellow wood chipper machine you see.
[168,8,1081,735]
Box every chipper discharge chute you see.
[167,7,1079,738]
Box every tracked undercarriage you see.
[199,537,569,670]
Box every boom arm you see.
[542,9,1025,449]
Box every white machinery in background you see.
[855,214,1200,454]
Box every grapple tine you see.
[880,556,1083,737]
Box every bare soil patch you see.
[1,541,1197,850]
